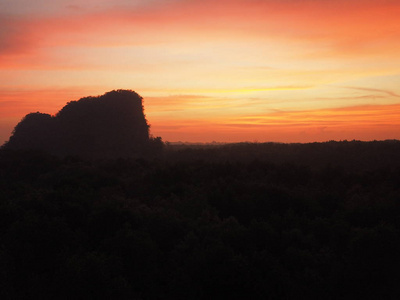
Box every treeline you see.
[1,141,400,299]
[164,140,400,170]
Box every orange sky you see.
[1,0,400,144]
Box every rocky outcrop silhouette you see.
[3,90,163,157]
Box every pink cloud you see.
[2,0,400,62]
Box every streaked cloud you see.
[342,86,400,98]
[1,0,400,143]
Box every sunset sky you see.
[1,0,400,144]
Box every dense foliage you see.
[1,140,400,299]
[3,90,163,157]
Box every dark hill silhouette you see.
[3,89,163,157]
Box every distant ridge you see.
[2,89,163,157]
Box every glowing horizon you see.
[1,0,400,144]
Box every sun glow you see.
[1,0,400,144]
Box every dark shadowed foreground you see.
[1,140,400,299]
[2,90,163,157]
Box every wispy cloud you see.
[228,103,400,128]
[1,0,400,143]
[342,86,400,98]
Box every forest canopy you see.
[1,140,400,299]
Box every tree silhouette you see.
[5,112,54,151]
[3,90,163,157]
